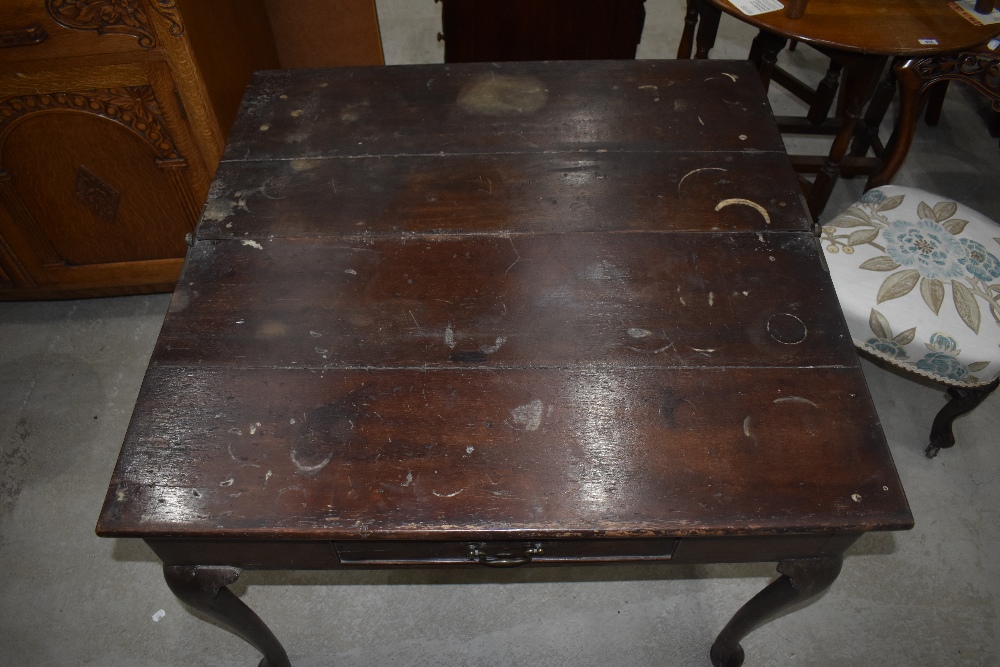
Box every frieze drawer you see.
[334,538,679,567]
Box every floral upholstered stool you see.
[822,185,1000,457]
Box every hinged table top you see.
[97,60,912,542]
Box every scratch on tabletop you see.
[677,167,727,194]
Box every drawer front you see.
[335,539,679,567]
[0,0,175,63]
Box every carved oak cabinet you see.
[0,0,277,299]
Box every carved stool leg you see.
[163,565,291,667]
[710,556,843,667]
[926,378,999,458]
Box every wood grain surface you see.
[97,61,912,544]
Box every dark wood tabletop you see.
[96,60,912,667]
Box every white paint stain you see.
[151,609,166,623]
[432,488,465,498]
[259,124,270,131]
[220,478,234,487]
[402,471,413,487]
[480,336,506,354]
[345,269,357,275]
[697,116,704,125]
[290,449,333,473]
[851,493,863,503]
[466,446,475,454]
[722,72,739,82]
[290,109,303,117]
[241,240,264,250]
[773,396,819,408]
[639,84,660,101]
[249,424,257,435]
[444,323,456,349]
[743,416,752,438]
[510,399,544,431]
[310,331,322,338]
[739,134,748,141]
[628,328,653,338]
[708,292,714,306]
[691,348,716,354]
[265,470,273,485]
[289,417,296,424]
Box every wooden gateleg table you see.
[96,60,913,667]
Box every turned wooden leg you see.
[677,0,700,59]
[926,378,999,458]
[748,30,788,91]
[851,61,897,158]
[710,556,843,667]
[807,59,844,126]
[163,565,291,667]
[866,57,926,189]
[693,1,722,60]
[807,54,886,218]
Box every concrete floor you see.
[2,1,1000,665]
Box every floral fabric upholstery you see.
[822,185,1000,387]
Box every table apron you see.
[144,533,862,569]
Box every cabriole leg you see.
[710,556,843,667]
[927,378,999,457]
[163,565,291,667]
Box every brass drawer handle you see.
[1,24,48,48]
[468,542,544,567]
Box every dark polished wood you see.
[164,565,290,667]
[710,554,846,667]
[97,61,912,665]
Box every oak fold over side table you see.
[96,61,913,667]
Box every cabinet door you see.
[0,62,206,298]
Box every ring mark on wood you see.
[767,313,808,345]
[714,198,771,225]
